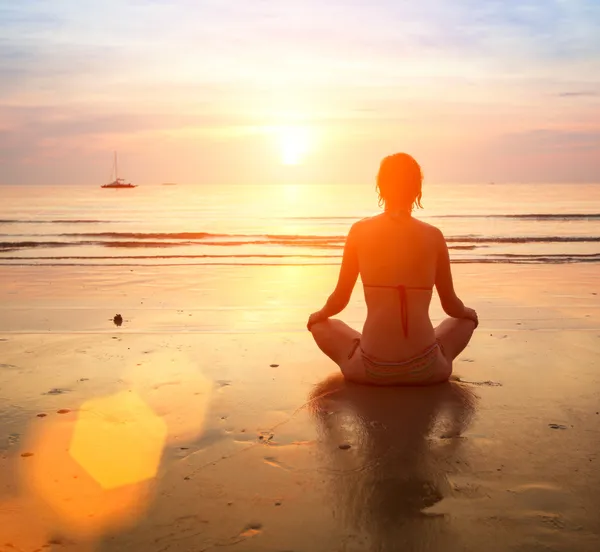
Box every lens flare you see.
[122,352,212,445]
[69,391,167,490]
[19,408,155,538]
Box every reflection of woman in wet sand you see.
[309,373,477,550]
[308,153,478,385]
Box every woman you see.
[307,153,478,385]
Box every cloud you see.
[498,128,600,153]
[557,91,599,98]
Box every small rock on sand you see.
[44,388,70,395]
[548,423,567,430]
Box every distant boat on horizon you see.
[101,152,137,189]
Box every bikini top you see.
[363,284,433,338]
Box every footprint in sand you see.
[43,388,71,395]
[455,378,502,387]
[239,523,263,538]
[46,537,74,546]
[263,456,291,471]
[258,431,274,443]
[151,380,181,390]
[233,430,254,443]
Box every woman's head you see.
[376,153,423,211]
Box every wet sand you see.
[1,264,600,551]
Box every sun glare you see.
[278,125,311,166]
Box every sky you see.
[1,0,599,185]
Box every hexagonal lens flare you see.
[69,391,168,490]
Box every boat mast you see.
[114,151,118,181]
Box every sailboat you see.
[101,152,137,188]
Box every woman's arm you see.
[307,225,360,329]
[434,228,477,324]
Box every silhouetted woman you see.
[308,153,478,385]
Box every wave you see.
[455,253,600,264]
[0,219,117,224]
[288,213,600,221]
[0,241,90,249]
[446,236,600,244]
[61,232,343,241]
[0,253,339,260]
[2,213,600,226]
[2,253,599,265]
[2,234,599,252]
[57,231,600,244]
[435,213,600,221]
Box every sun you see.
[278,125,311,166]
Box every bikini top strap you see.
[364,283,409,337]
[396,284,409,338]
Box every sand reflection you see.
[123,352,212,445]
[309,374,478,550]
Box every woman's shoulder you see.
[412,218,446,243]
[351,215,444,240]
[353,214,384,227]
[412,217,442,234]
[348,215,386,237]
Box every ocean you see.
[1,183,599,266]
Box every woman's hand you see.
[462,307,479,328]
[307,310,328,331]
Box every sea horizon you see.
[2,182,599,267]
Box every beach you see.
[3,0,600,548]
[1,263,599,551]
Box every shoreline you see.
[1,264,599,333]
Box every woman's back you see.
[307,152,477,386]
[354,213,441,360]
